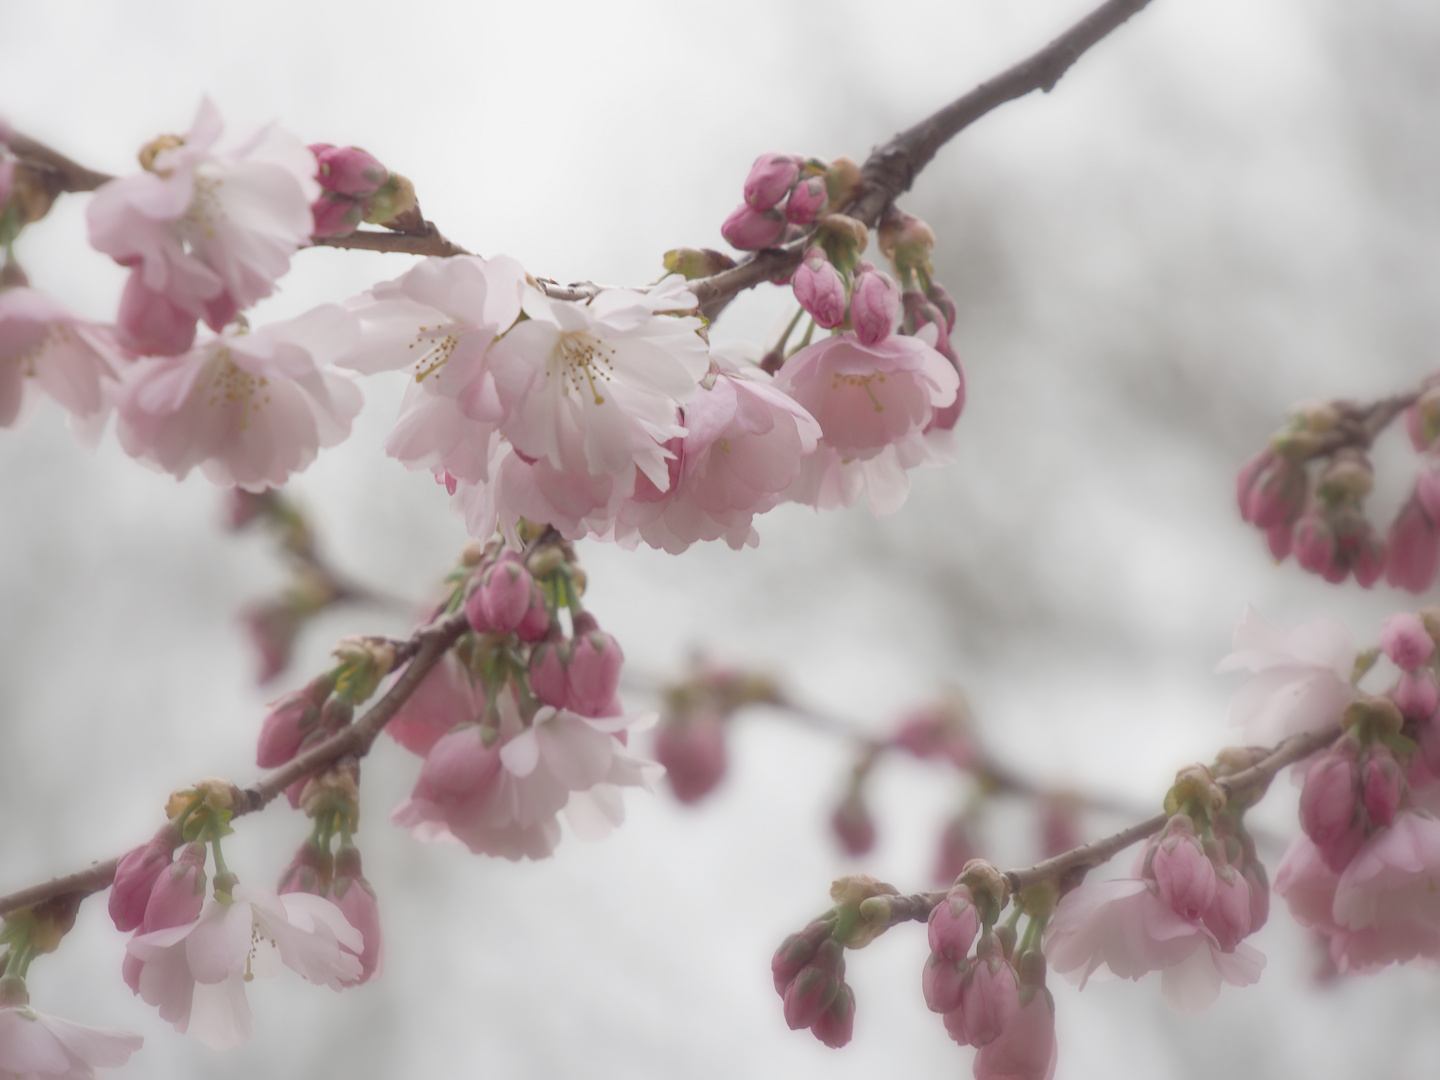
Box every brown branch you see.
[1309,392,1421,459]
[311,225,470,259]
[688,0,1158,319]
[6,134,114,193]
[0,612,469,918]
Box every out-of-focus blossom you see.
[0,287,119,429]
[1213,606,1355,744]
[87,98,318,354]
[0,976,143,1080]
[115,304,362,490]
[653,707,728,804]
[125,884,361,1049]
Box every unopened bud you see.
[721,203,786,251]
[363,173,417,226]
[743,153,803,210]
[785,175,828,225]
[311,144,389,198]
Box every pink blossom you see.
[330,844,383,984]
[87,98,318,354]
[339,254,527,484]
[785,176,828,224]
[829,791,876,856]
[466,556,534,634]
[1387,496,1440,593]
[0,982,143,1080]
[256,681,326,767]
[773,332,960,461]
[1333,810,1440,934]
[0,287,119,429]
[785,428,950,516]
[488,279,707,495]
[392,706,662,860]
[1213,606,1356,744]
[115,304,362,491]
[1235,449,1306,529]
[1298,741,1364,872]
[528,638,572,710]
[567,614,624,717]
[949,938,1018,1047]
[1150,824,1216,922]
[782,938,845,1031]
[613,353,821,553]
[1393,669,1439,721]
[928,884,980,962]
[311,144,387,198]
[125,884,361,1049]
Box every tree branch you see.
[688,0,1158,319]
[0,612,469,918]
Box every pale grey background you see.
[3,1,1440,1077]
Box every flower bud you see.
[771,919,831,996]
[528,637,571,709]
[785,175,828,224]
[810,982,855,1049]
[1361,746,1403,829]
[956,935,1019,1048]
[1293,511,1340,579]
[721,203,786,251]
[108,821,183,932]
[829,790,876,856]
[1393,669,1438,721]
[311,144,389,198]
[1387,497,1440,593]
[662,247,736,279]
[362,173,417,226]
[1382,612,1435,671]
[1236,450,1307,528]
[791,247,847,328]
[923,954,967,1013]
[515,583,552,643]
[653,708,728,804]
[849,264,899,345]
[311,191,365,238]
[567,614,623,716]
[1202,868,1252,951]
[927,884,980,962]
[474,557,534,634]
[824,156,862,208]
[257,687,324,768]
[277,838,331,896]
[1298,743,1363,872]
[782,939,843,1030]
[815,214,869,273]
[743,153,803,210]
[877,210,936,277]
[1316,451,1373,502]
[332,843,383,984]
[1351,527,1386,589]
[1150,819,1217,922]
[142,842,208,933]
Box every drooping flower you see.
[115,304,362,490]
[124,884,361,1049]
[0,977,143,1080]
[1213,606,1356,744]
[0,287,120,430]
[87,97,318,354]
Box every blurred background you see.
[3,0,1440,1076]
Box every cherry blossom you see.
[115,305,362,490]
[124,884,362,1049]
[87,98,318,354]
[0,287,119,430]
[1213,606,1356,744]
[0,980,142,1080]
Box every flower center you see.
[407,324,462,383]
[8,324,74,378]
[829,372,888,413]
[181,174,225,241]
[549,331,615,406]
[204,349,271,430]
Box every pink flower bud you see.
[567,614,623,716]
[311,144,389,198]
[109,822,182,932]
[142,842,208,933]
[332,844,383,984]
[956,937,1019,1048]
[1293,511,1341,580]
[933,815,979,886]
[1236,450,1307,528]
[782,939,843,1030]
[743,153,802,210]
[1351,528,1386,589]
[257,686,324,768]
[1361,747,1404,829]
[829,791,876,856]
[771,921,829,996]
[1244,861,1270,933]
[791,248,847,328]
[850,265,899,346]
[653,709,728,804]
[810,982,855,1049]
[1387,497,1440,593]
[515,583,551,643]
[1150,822,1217,922]
[528,638,571,709]
[1202,868,1252,951]
[785,175,828,224]
[1299,744,1363,872]
[928,884,980,962]
[923,954,967,1014]
[1416,455,1440,520]
[1393,669,1438,721]
[721,203,786,251]
[473,557,534,634]
[1382,612,1435,671]
[311,191,364,238]
[1265,522,1293,561]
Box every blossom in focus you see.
[773,331,960,462]
[614,351,822,553]
[87,98,318,354]
[1213,606,1356,744]
[0,287,120,429]
[488,278,708,492]
[115,304,362,490]
[0,977,142,1080]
